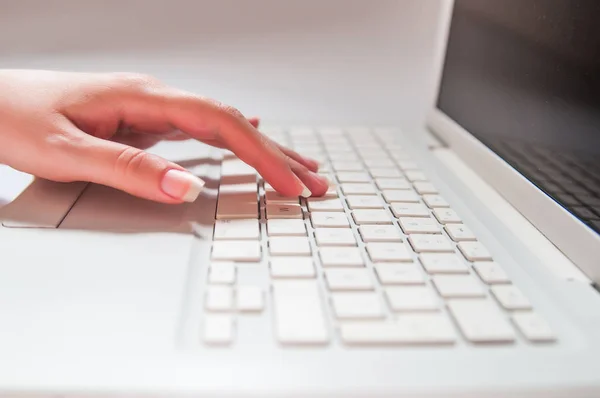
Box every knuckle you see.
[114,146,154,177]
[109,72,162,92]
[206,98,245,121]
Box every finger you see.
[271,140,319,172]
[64,125,205,204]
[287,158,329,197]
[248,117,260,128]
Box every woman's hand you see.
[0,70,328,203]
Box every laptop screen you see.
[437,0,600,234]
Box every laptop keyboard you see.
[202,127,557,346]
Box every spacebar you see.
[272,281,330,345]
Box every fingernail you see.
[300,184,312,198]
[161,169,205,202]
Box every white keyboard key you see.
[307,198,345,212]
[216,201,258,220]
[325,268,374,291]
[340,314,455,345]
[397,160,419,171]
[341,183,377,195]
[212,241,261,262]
[458,241,493,261]
[409,234,454,253]
[209,262,236,284]
[367,242,413,262]
[398,217,441,234]
[265,190,299,204]
[512,312,556,342]
[359,225,403,242]
[336,172,371,183]
[363,158,395,168]
[237,286,264,312]
[346,195,385,209]
[214,219,259,240]
[311,212,350,228]
[332,161,363,171]
[419,253,469,274]
[413,181,438,194]
[375,178,411,190]
[391,203,430,218]
[405,170,427,182]
[473,262,510,284]
[267,219,307,236]
[432,274,486,298]
[352,209,393,225]
[382,190,420,203]
[375,263,425,285]
[385,286,439,311]
[445,224,476,241]
[331,293,384,319]
[315,228,357,246]
[432,208,461,224]
[491,285,532,310]
[447,299,515,343]
[368,168,403,178]
[324,186,339,198]
[266,203,303,219]
[422,194,449,208]
[203,315,234,345]
[320,247,364,267]
[270,257,315,279]
[272,281,330,344]
[269,236,312,256]
[219,182,258,194]
[205,286,234,312]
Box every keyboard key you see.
[325,268,374,291]
[359,225,403,242]
[311,212,350,228]
[320,247,364,267]
[203,315,234,345]
[405,171,427,182]
[213,219,260,240]
[413,181,438,195]
[363,158,395,168]
[219,182,258,194]
[432,208,461,224]
[445,224,476,241]
[341,183,377,195]
[331,292,385,319]
[216,201,258,220]
[375,178,411,190]
[332,161,363,171]
[270,257,316,279]
[266,203,303,219]
[314,228,357,246]
[491,285,532,310]
[419,253,468,274]
[236,286,264,312]
[368,168,403,178]
[458,241,493,261]
[367,242,412,262]
[205,286,234,312]
[382,190,420,203]
[375,263,425,285]
[272,281,330,344]
[473,262,510,284]
[307,197,345,212]
[336,172,371,183]
[409,234,454,253]
[212,241,261,262]
[447,299,515,343]
[208,262,236,284]
[346,195,385,209]
[269,236,312,256]
[422,194,449,208]
[512,312,556,342]
[385,286,439,311]
[352,209,393,225]
[265,190,299,204]
[398,217,441,234]
[391,203,430,217]
[267,219,307,236]
[432,274,486,298]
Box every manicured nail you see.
[161,169,205,202]
[300,184,312,198]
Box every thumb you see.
[74,135,205,204]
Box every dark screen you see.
[437,0,600,233]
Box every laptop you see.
[0,0,599,396]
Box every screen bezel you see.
[427,0,600,282]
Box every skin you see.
[0,70,329,203]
